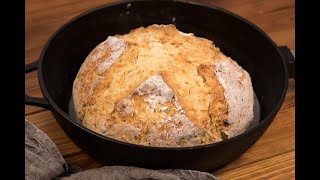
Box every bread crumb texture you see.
[73,24,255,147]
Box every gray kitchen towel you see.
[25,120,218,180]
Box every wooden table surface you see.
[25,0,295,179]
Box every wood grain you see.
[25,0,295,179]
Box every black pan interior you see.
[40,0,287,124]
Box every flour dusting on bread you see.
[214,58,254,137]
[96,36,126,75]
[114,74,204,146]
[134,74,175,110]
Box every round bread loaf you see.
[72,24,256,147]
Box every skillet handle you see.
[25,60,50,109]
[278,46,295,79]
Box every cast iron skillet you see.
[25,0,295,171]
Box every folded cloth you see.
[25,120,218,180]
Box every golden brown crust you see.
[197,64,229,139]
[72,24,255,147]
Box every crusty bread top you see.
[72,24,255,147]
